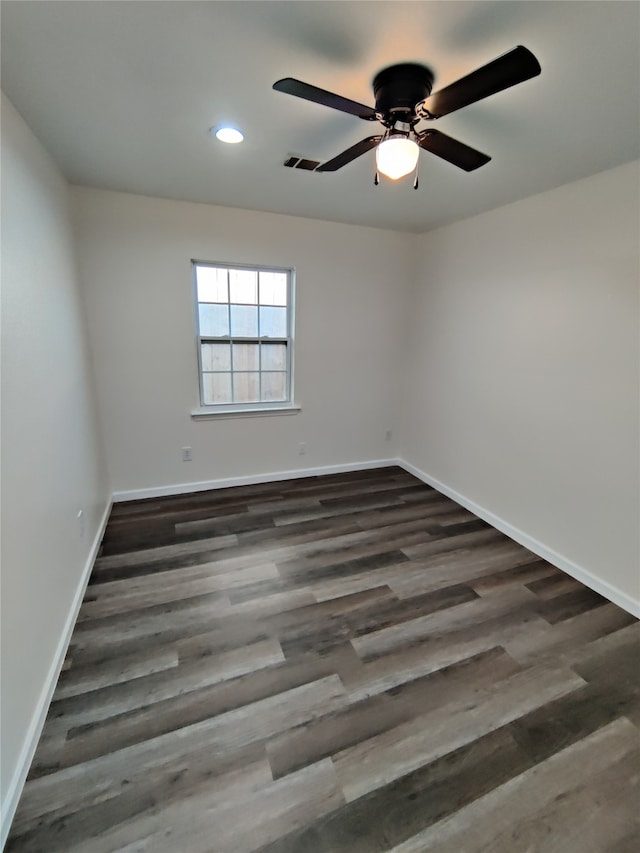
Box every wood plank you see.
[333,664,586,802]
[390,718,640,853]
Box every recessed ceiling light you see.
[212,126,244,144]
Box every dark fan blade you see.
[417,130,490,171]
[316,135,383,172]
[417,46,541,119]
[273,78,377,120]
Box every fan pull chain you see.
[374,170,379,186]
[413,160,419,190]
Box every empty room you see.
[1,1,639,851]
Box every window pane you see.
[195,262,292,409]
[197,266,228,303]
[201,342,231,371]
[199,303,229,337]
[233,343,259,371]
[259,306,287,338]
[203,372,232,404]
[233,372,260,403]
[261,372,287,402]
[229,269,257,305]
[259,271,287,306]
[230,305,258,337]
[261,342,287,371]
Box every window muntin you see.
[194,262,293,409]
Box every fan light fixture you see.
[213,126,244,144]
[375,134,419,180]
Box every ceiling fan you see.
[273,46,541,187]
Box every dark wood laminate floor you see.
[7,467,640,852]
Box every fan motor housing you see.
[373,63,434,121]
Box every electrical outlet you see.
[182,446,192,462]
[298,442,307,456]
[385,429,392,441]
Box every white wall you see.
[0,94,110,837]
[71,188,413,497]
[401,161,640,611]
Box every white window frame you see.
[191,260,297,417]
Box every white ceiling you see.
[2,1,639,233]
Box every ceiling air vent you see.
[283,156,321,171]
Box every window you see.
[193,261,294,411]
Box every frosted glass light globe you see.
[376,136,419,180]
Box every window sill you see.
[191,404,301,421]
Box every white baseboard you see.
[0,498,113,851]
[112,458,401,502]
[399,460,640,619]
